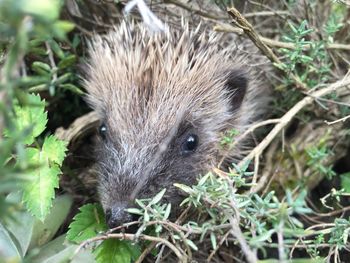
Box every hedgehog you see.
[83,21,266,229]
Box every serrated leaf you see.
[22,134,67,221]
[94,239,140,263]
[4,93,47,145]
[66,203,107,243]
[42,135,67,166]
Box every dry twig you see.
[215,23,350,51]
[227,7,308,91]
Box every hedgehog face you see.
[95,119,210,228]
[84,22,258,229]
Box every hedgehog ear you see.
[224,69,248,111]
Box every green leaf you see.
[94,239,140,263]
[66,203,107,243]
[149,188,166,205]
[22,135,67,221]
[4,192,35,257]
[185,239,198,251]
[29,194,72,249]
[41,135,67,166]
[53,20,75,34]
[21,0,61,21]
[163,203,171,220]
[4,93,47,145]
[258,259,324,263]
[59,83,85,95]
[174,183,193,194]
[28,235,95,263]
[210,232,217,249]
[0,222,21,261]
[126,208,143,216]
[53,72,72,85]
[57,54,76,69]
[341,172,350,193]
[49,39,65,59]
[31,61,51,75]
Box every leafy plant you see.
[277,16,343,90]
[306,145,336,179]
[0,194,83,263]
[67,203,141,263]
[0,0,73,220]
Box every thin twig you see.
[206,230,231,262]
[244,11,290,18]
[135,242,157,263]
[228,208,258,263]
[218,119,281,167]
[277,219,287,262]
[45,41,57,83]
[325,114,350,125]
[215,23,350,51]
[227,7,308,91]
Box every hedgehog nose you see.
[105,203,134,229]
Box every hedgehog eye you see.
[181,134,199,154]
[99,124,107,139]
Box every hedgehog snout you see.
[105,202,136,229]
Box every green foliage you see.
[67,203,107,243]
[27,39,83,96]
[306,145,336,179]
[4,94,47,145]
[22,135,67,221]
[258,260,324,263]
[220,128,239,146]
[1,0,349,262]
[328,218,350,249]
[128,188,171,235]
[340,172,350,192]
[177,170,312,253]
[279,20,314,74]
[0,0,76,261]
[94,239,141,263]
[0,194,75,263]
[67,203,141,263]
[2,93,68,221]
[0,0,73,222]
[277,15,343,91]
[324,13,343,43]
